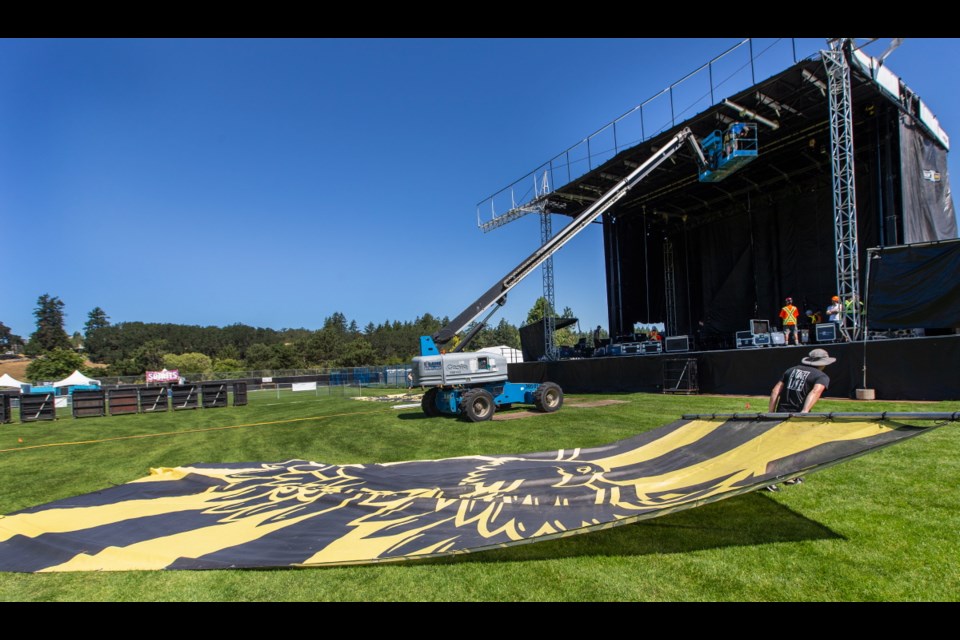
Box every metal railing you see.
[476,38,824,230]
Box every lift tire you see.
[461,388,495,422]
[421,387,443,418]
[533,382,563,413]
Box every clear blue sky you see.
[3,38,958,341]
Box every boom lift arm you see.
[429,127,706,353]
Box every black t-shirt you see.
[774,365,830,412]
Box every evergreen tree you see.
[84,307,111,338]
[525,297,555,324]
[25,294,72,355]
[491,318,521,349]
[524,297,577,347]
[243,343,276,371]
[337,338,377,367]
[131,339,168,374]
[0,322,24,353]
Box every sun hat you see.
[802,348,836,366]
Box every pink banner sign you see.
[146,369,180,383]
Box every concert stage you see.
[510,333,960,402]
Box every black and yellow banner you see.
[0,415,943,572]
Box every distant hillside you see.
[0,357,107,384]
[0,358,31,381]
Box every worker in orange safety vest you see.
[779,297,800,346]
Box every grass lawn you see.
[1,387,958,602]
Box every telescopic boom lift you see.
[412,127,707,421]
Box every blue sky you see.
[2,38,958,341]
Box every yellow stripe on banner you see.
[0,492,217,543]
[594,419,728,470]
[598,419,895,509]
[42,492,360,572]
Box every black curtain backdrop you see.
[900,115,958,242]
[867,239,960,329]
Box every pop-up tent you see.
[52,370,101,388]
[0,373,28,388]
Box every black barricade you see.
[72,390,105,418]
[0,391,13,423]
[171,384,199,410]
[20,392,56,422]
[233,382,247,406]
[108,387,140,415]
[201,383,228,409]
[140,386,169,413]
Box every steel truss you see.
[823,39,862,341]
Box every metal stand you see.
[662,358,699,394]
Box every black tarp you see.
[900,115,958,242]
[867,239,960,329]
[0,414,946,572]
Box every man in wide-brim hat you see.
[769,347,836,414]
[763,348,837,492]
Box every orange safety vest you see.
[780,304,799,326]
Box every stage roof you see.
[526,48,948,232]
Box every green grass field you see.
[1,387,958,602]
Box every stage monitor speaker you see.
[750,319,770,335]
[665,335,689,353]
[815,323,837,343]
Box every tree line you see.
[2,294,589,381]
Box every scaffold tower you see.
[540,197,557,360]
[823,39,862,340]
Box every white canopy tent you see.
[0,373,28,388]
[52,370,101,388]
